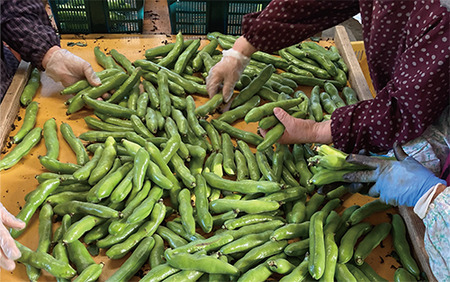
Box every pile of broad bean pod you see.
[2,32,423,281]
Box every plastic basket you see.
[49,0,145,34]
[167,0,271,35]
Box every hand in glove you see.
[206,36,256,104]
[206,48,250,104]
[0,203,25,271]
[43,46,101,87]
[343,143,447,206]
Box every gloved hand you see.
[206,48,250,103]
[343,147,447,207]
[0,203,25,271]
[44,46,101,87]
[259,107,333,144]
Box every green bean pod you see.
[203,171,281,194]
[219,230,272,255]
[66,239,96,273]
[73,263,104,282]
[106,202,165,259]
[149,234,165,268]
[20,68,41,106]
[234,240,288,273]
[391,214,421,279]
[210,198,279,214]
[0,127,42,171]
[157,225,188,249]
[279,256,309,282]
[16,241,76,279]
[308,211,326,280]
[218,95,261,124]
[42,118,59,159]
[195,94,224,118]
[106,237,154,281]
[342,86,359,105]
[13,101,39,144]
[354,222,391,265]
[335,263,357,282]
[357,262,389,282]
[26,203,54,280]
[231,64,274,108]
[127,184,163,224]
[284,238,309,257]
[10,178,60,238]
[338,222,372,263]
[348,199,392,226]
[108,67,142,104]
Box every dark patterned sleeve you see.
[1,0,60,70]
[331,8,449,153]
[241,0,360,53]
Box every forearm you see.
[1,0,60,69]
[241,0,359,53]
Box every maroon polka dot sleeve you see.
[331,1,449,153]
[241,0,360,53]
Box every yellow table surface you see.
[0,35,400,281]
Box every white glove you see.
[0,203,25,271]
[45,48,101,87]
[206,49,250,103]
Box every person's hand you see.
[43,46,101,87]
[0,203,25,271]
[206,49,250,103]
[259,107,333,144]
[343,144,447,206]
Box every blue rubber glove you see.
[343,154,447,206]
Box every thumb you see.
[83,63,101,87]
[273,107,294,127]
[0,205,25,231]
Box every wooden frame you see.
[0,61,32,150]
[334,25,373,101]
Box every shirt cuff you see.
[414,184,442,219]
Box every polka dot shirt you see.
[242,0,449,153]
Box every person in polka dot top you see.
[207,0,449,155]
[206,1,449,279]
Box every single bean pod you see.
[271,222,310,241]
[67,239,96,274]
[338,222,372,263]
[231,64,274,108]
[106,202,166,259]
[106,237,154,281]
[346,262,372,282]
[13,101,39,144]
[11,178,60,238]
[233,240,288,273]
[0,127,42,171]
[354,222,391,265]
[392,214,421,279]
[218,95,261,124]
[279,256,309,282]
[284,238,309,257]
[203,171,282,194]
[73,263,104,282]
[16,242,76,279]
[219,230,271,255]
[20,68,40,106]
[210,198,280,214]
[347,199,392,225]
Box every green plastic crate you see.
[167,0,270,35]
[49,0,145,34]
